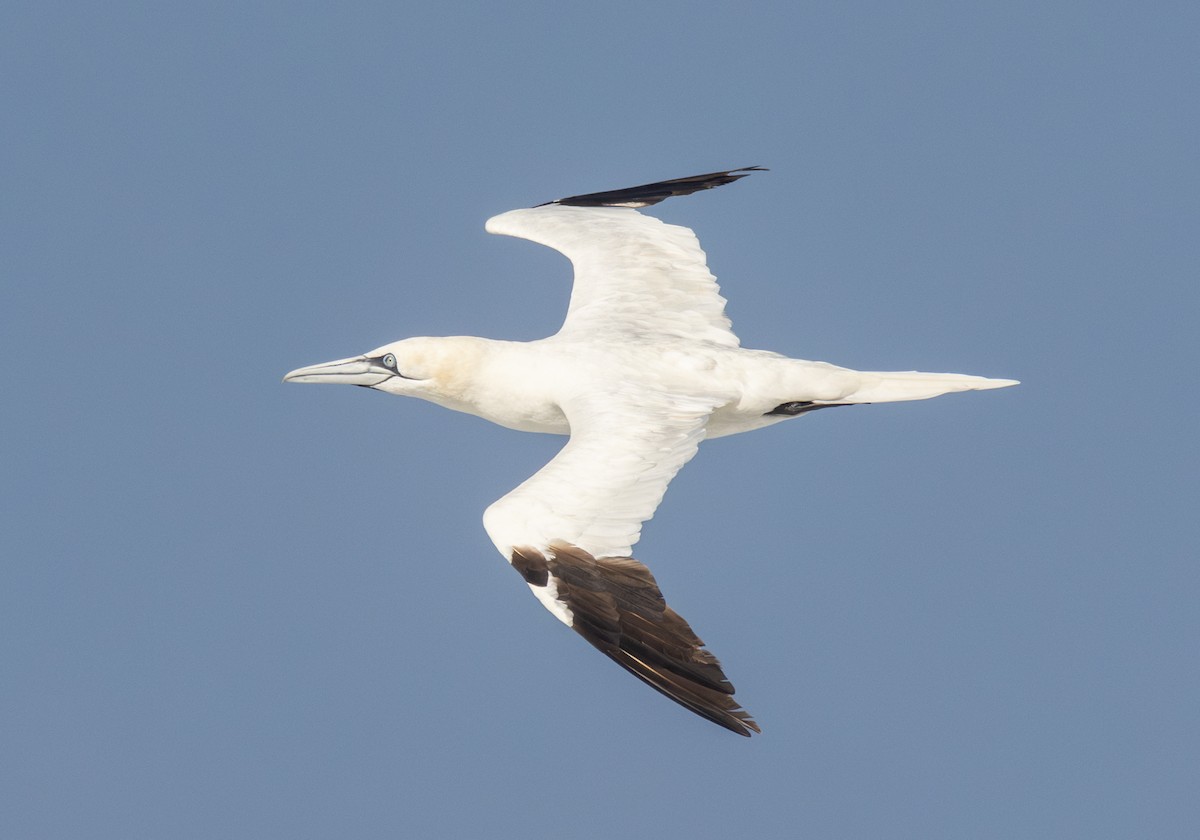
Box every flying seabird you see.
[284,168,1017,736]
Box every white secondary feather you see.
[482,387,718,561]
[485,205,740,347]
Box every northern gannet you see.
[284,168,1017,736]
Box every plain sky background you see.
[3,2,1197,838]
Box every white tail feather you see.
[836,371,1019,404]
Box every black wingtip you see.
[542,166,767,208]
[513,543,761,737]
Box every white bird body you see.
[362,334,1009,439]
[285,168,1017,736]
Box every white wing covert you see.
[485,204,740,347]
[482,388,716,560]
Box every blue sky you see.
[3,2,1197,838]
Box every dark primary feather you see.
[511,543,760,736]
[542,166,767,208]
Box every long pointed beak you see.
[283,355,393,386]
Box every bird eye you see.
[382,354,397,369]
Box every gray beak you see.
[283,355,394,387]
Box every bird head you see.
[283,336,472,398]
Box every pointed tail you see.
[836,370,1019,404]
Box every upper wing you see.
[482,390,760,736]
[484,168,762,347]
